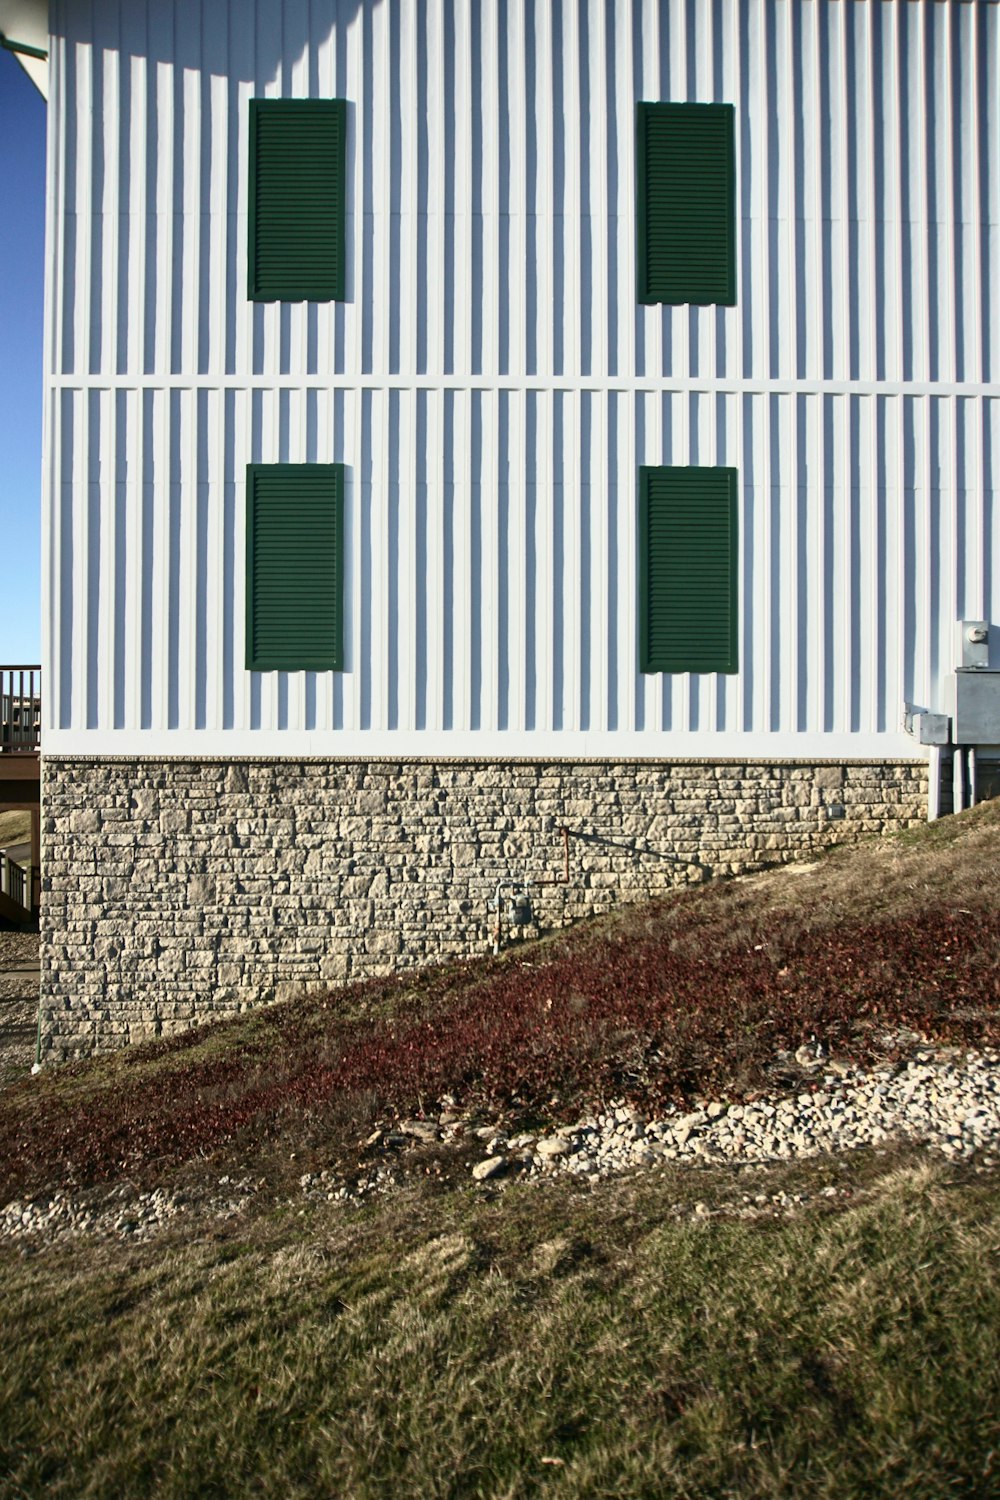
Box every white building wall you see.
[42,0,1000,758]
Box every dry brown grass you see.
[585,796,1000,957]
[2,1150,999,1498]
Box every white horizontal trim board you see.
[42,730,925,763]
[44,376,1000,400]
[43,0,1000,752]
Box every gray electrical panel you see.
[947,673,1000,744]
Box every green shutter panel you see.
[248,99,347,301]
[246,464,345,671]
[639,466,738,674]
[636,102,736,306]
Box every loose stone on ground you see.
[4,1038,998,1247]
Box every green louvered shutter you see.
[636,102,736,306]
[248,99,347,301]
[246,464,344,671]
[639,466,738,674]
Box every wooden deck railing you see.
[0,849,27,909]
[0,667,41,753]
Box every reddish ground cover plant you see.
[2,896,997,1200]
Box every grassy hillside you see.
[0,810,30,847]
[4,1154,999,1498]
[2,802,999,1497]
[3,798,998,1204]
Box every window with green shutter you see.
[636,102,736,306]
[248,99,347,301]
[639,466,738,674]
[246,464,345,671]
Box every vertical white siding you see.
[44,0,1000,754]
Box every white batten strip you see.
[286,387,307,733]
[398,388,416,731]
[74,39,93,380]
[45,390,62,731]
[453,0,472,379]
[401,0,418,381]
[259,387,278,733]
[346,5,363,384]
[99,28,118,380]
[427,388,445,730]
[425,0,445,380]
[838,393,852,734]
[563,0,581,382]
[591,391,607,734]
[507,389,526,733]
[181,62,200,375]
[349,386,364,730]
[178,386,198,731]
[453,389,472,733]
[480,388,499,732]
[231,389,249,735]
[480,0,499,380]
[371,386,389,731]
[671,0,689,381]
[671,390,690,733]
[314,386,332,731]
[534,0,553,380]
[152,34,173,379]
[206,387,224,731]
[807,391,823,733]
[538,389,554,733]
[41,31,62,730]
[782,392,798,735]
[96,393,114,730]
[151,389,170,731]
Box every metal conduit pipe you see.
[927,745,942,822]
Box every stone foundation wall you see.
[39,756,928,1059]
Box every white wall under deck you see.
[42,0,1000,759]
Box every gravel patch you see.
[0,929,38,1089]
[1,1176,260,1248]
[296,1039,1000,1207]
[5,1040,998,1246]
[510,1045,1000,1182]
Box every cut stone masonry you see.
[39,757,927,1059]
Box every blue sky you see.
[0,47,45,665]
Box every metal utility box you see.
[957,619,991,671]
[903,706,949,745]
[946,673,1000,744]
